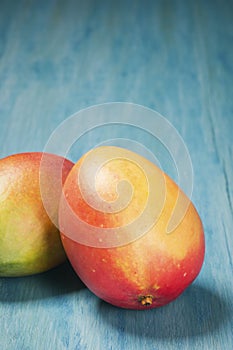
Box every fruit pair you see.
[0,148,205,310]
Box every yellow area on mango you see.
[95,158,149,227]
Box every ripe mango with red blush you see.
[59,146,205,309]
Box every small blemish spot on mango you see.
[153,283,160,290]
[183,272,187,277]
[92,269,96,272]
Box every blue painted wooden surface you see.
[0,0,233,349]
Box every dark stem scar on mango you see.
[138,295,153,306]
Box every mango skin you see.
[59,146,205,309]
[0,152,73,277]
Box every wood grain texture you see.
[0,0,232,349]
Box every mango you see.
[0,152,73,276]
[59,146,205,309]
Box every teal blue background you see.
[0,1,233,349]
